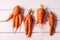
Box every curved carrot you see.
[48,11,54,36]
[24,9,33,37]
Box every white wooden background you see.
[0,0,60,40]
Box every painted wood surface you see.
[0,0,60,40]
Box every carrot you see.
[36,4,45,40]
[36,4,45,24]
[48,11,54,36]
[6,5,23,32]
[6,5,20,21]
[24,9,33,37]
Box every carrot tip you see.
[13,5,20,10]
[27,35,31,38]
[17,5,20,8]
[50,33,53,36]
[15,5,20,8]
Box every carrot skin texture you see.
[24,19,28,35]
[27,20,32,37]
[6,5,23,32]
[15,16,19,32]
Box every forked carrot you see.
[6,5,23,32]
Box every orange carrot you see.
[36,4,45,24]
[27,19,32,37]
[24,9,33,37]
[48,11,54,35]
[6,5,23,32]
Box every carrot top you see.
[28,9,33,14]
[49,11,53,14]
[40,4,44,9]
[13,5,20,11]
